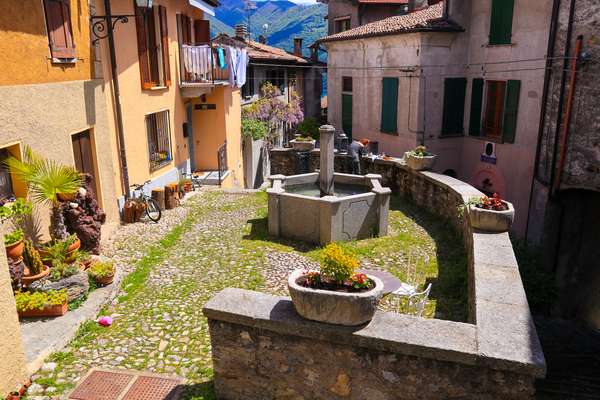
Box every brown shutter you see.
[194,19,210,45]
[182,15,192,45]
[159,6,171,87]
[43,0,76,59]
[134,3,152,89]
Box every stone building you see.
[319,0,553,236]
[527,0,600,329]
[319,0,409,35]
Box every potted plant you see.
[38,233,80,265]
[464,193,515,232]
[288,243,384,326]
[291,117,319,151]
[404,145,437,171]
[15,289,68,318]
[4,229,24,260]
[21,239,50,287]
[88,261,115,286]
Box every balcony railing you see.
[180,44,229,85]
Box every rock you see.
[158,340,168,352]
[41,362,57,372]
[330,373,351,397]
[30,272,90,302]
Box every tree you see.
[4,146,82,241]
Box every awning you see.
[189,0,215,16]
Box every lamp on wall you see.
[337,132,349,154]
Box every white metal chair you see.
[406,283,432,317]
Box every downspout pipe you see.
[104,0,131,200]
[553,34,583,195]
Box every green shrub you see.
[49,261,80,282]
[320,243,359,283]
[4,229,23,246]
[15,290,67,312]
[88,261,115,279]
[23,239,44,275]
[297,117,319,140]
[242,118,269,141]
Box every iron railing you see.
[180,44,229,85]
[217,141,228,185]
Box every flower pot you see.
[18,302,67,318]
[57,192,77,202]
[5,239,24,260]
[67,238,81,253]
[404,152,437,171]
[468,201,515,232]
[290,139,316,152]
[21,265,50,287]
[184,183,192,192]
[93,273,114,286]
[287,269,384,326]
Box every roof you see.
[213,34,309,65]
[319,2,463,43]
[357,0,408,4]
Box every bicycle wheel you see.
[145,198,162,222]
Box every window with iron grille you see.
[146,110,172,172]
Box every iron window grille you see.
[146,110,172,172]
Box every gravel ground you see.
[25,189,466,400]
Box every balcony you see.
[179,44,229,97]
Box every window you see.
[480,80,521,143]
[266,69,285,93]
[242,66,255,98]
[193,19,210,44]
[146,110,172,172]
[489,0,515,45]
[342,76,353,93]
[334,17,351,33]
[380,77,399,134]
[0,149,15,204]
[135,5,171,89]
[441,78,467,136]
[43,0,76,60]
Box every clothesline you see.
[181,44,249,88]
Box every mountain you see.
[209,0,327,57]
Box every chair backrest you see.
[406,283,432,317]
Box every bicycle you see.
[130,180,162,222]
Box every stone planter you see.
[468,201,515,232]
[290,139,316,152]
[404,152,437,171]
[287,269,384,326]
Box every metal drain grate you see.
[69,370,134,400]
[68,369,185,400]
[122,376,182,400]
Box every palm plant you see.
[4,146,82,241]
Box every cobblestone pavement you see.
[26,189,466,399]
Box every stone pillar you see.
[267,175,285,237]
[0,229,28,395]
[319,125,335,196]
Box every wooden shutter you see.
[194,19,210,45]
[489,0,514,45]
[380,77,399,134]
[469,78,484,136]
[342,94,353,139]
[441,78,467,135]
[159,6,171,87]
[502,80,520,143]
[181,15,192,45]
[134,3,152,89]
[43,0,76,59]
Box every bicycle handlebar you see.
[130,180,151,189]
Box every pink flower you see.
[98,316,113,327]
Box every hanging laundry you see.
[227,46,238,87]
[217,47,226,69]
[235,49,249,88]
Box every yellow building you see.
[96,0,245,202]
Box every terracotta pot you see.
[57,192,77,202]
[94,273,114,286]
[5,239,24,260]
[184,183,192,192]
[21,265,50,287]
[18,302,67,318]
[468,201,515,233]
[67,238,81,253]
[38,237,80,264]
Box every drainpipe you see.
[553,34,583,195]
[104,0,131,199]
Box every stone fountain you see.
[267,125,391,245]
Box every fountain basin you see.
[267,172,391,245]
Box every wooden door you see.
[72,130,97,189]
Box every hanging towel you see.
[235,49,249,88]
[217,47,226,69]
[227,46,238,87]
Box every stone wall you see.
[204,150,546,399]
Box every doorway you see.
[186,103,196,172]
[71,130,100,199]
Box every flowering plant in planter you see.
[461,193,515,232]
[15,289,68,318]
[404,145,436,171]
[288,244,384,326]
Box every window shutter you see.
[502,79,520,143]
[441,78,467,135]
[43,0,76,59]
[159,6,171,87]
[194,20,210,45]
[134,4,152,89]
[469,78,484,136]
[380,77,399,134]
[489,0,514,45]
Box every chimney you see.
[294,38,303,57]
[235,24,248,41]
[258,34,267,44]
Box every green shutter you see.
[469,78,484,136]
[441,78,467,136]
[342,94,353,140]
[490,0,515,45]
[380,77,399,134]
[502,80,520,143]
